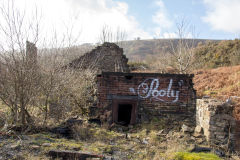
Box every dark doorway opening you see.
[117,104,132,126]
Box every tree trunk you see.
[20,105,26,126]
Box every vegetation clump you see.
[174,152,221,160]
[194,39,240,69]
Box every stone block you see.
[181,124,194,133]
[195,125,203,133]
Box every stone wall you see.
[26,41,37,64]
[232,98,240,151]
[97,72,196,128]
[196,98,236,151]
[67,43,129,73]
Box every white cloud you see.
[202,0,240,33]
[0,0,151,45]
[152,0,173,37]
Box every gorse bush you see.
[194,39,240,69]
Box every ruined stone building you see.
[97,72,196,128]
[67,43,129,73]
[26,41,37,64]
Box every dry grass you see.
[193,65,240,98]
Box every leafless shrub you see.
[98,24,127,47]
[35,43,97,125]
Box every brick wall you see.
[97,72,196,128]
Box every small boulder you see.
[156,129,165,136]
[181,124,193,133]
[142,138,149,144]
[31,145,40,149]
[194,125,203,133]
[42,143,51,147]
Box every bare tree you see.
[152,18,197,74]
[0,0,41,126]
[168,19,197,73]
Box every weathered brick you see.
[97,72,196,128]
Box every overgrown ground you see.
[0,119,225,160]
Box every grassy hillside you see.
[121,39,216,60]
[194,39,240,68]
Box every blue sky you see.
[118,0,239,40]
[2,0,240,44]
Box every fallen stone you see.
[142,138,149,145]
[156,129,164,136]
[42,143,51,147]
[48,150,104,160]
[126,133,131,139]
[133,138,141,143]
[31,145,40,149]
[181,124,193,133]
[194,126,203,133]
[145,137,150,140]
[9,144,20,150]
[190,146,212,153]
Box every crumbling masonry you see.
[67,43,129,73]
[196,98,236,151]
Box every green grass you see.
[174,152,221,160]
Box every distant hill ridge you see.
[78,39,219,61]
[120,38,219,60]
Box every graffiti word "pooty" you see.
[137,78,180,103]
